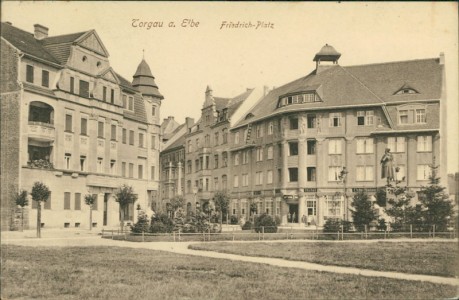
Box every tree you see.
[169,195,185,218]
[254,213,277,233]
[214,190,230,229]
[114,185,138,232]
[84,194,97,231]
[31,182,50,238]
[15,190,28,232]
[131,210,150,233]
[351,191,377,232]
[384,185,415,231]
[418,165,454,232]
[375,187,387,207]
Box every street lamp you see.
[337,167,349,221]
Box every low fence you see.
[101,226,457,242]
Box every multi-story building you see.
[0,22,162,230]
[227,44,447,226]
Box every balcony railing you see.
[28,122,55,141]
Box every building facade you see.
[1,22,162,230]
[227,45,447,226]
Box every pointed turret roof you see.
[132,59,164,99]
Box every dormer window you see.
[278,92,319,108]
[398,106,426,125]
[394,84,419,95]
[245,113,254,120]
[82,56,87,62]
[97,61,102,68]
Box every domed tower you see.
[313,44,341,73]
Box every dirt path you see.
[3,235,458,286]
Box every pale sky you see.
[2,2,458,173]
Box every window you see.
[110,160,116,175]
[97,158,103,173]
[214,177,219,190]
[357,111,365,126]
[80,117,88,135]
[255,172,263,185]
[307,167,316,182]
[256,148,263,161]
[290,117,299,130]
[328,139,342,154]
[65,114,73,132]
[256,125,263,138]
[233,175,239,188]
[234,153,240,166]
[222,152,228,167]
[187,160,192,173]
[128,96,134,111]
[122,129,127,144]
[187,140,192,152]
[278,169,282,183]
[121,162,126,177]
[79,80,89,98]
[111,125,117,141]
[235,132,240,144]
[387,137,405,153]
[356,166,374,181]
[41,70,49,87]
[416,109,426,123]
[197,138,201,148]
[98,121,104,138]
[417,136,432,152]
[43,192,51,210]
[80,156,86,171]
[70,77,74,94]
[325,196,343,217]
[268,122,274,135]
[151,135,156,149]
[64,154,71,170]
[26,65,34,83]
[151,166,155,180]
[307,115,316,128]
[64,192,71,210]
[307,197,317,216]
[139,132,145,148]
[307,140,316,155]
[242,174,249,187]
[138,164,144,179]
[152,106,156,116]
[187,180,192,193]
[75,193,81,210]
[242,151,249,164]
[110,89,115,104]
[417,165,431,180]
[366,111,374,125]
[122,94,127,108]
[267,146,273,159]
[103,86,107,101]
[129,130,134,145]
[195,159,200,171]
[328,166,342,181]
[399,110,409,124]
[214,154,219,169]
[267,170,273,184]
[129,163,134,178]
[357,110,374,126]
[289,142,298,156]
[305,93,315,103]
[396,165,406,181]
[214,132,219,145]
[329,112,342,127]
[356,138,374,154]
[288,168,298,182]
[222,129,228,144]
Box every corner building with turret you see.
[1,22,162,230]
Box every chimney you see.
[34,24,48,40]
[185,117,195,129]
[168,116,174,121]
[439,52,445,65]
[5,21,12,25]
[263,85,270,96]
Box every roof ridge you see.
[343,57,438,69]
[338,65,386,105]
[1,22,34,37]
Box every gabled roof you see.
[161,117,181,138]
[234,58,443,128]
[114,72,138,91]
[163,126,186,152]
[1,22,60,64]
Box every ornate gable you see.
[99,68,120,84]
[76,30,109,57]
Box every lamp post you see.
[338,167,349,221]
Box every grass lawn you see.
[2,245,456,300]
[190,241,459,277]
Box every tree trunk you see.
[219,211,223,233]
[120,205,124,233]
[21,206,24,232]
[89,206,93,231]
[37,202,41,238]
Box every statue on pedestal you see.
[380,148,395,185]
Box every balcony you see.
[28,122,55,142]
[86,174,118,188]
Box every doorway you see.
[103,193,109,226]
[288,204,299,223]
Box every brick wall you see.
[1,39,21,230]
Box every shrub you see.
[150,213,174,233]
[131,211,150,233]
[254,213,277,233]
[274,215,282,226]
[242,221,253,230]
[323,218,352,233]
[230,215,239,225]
